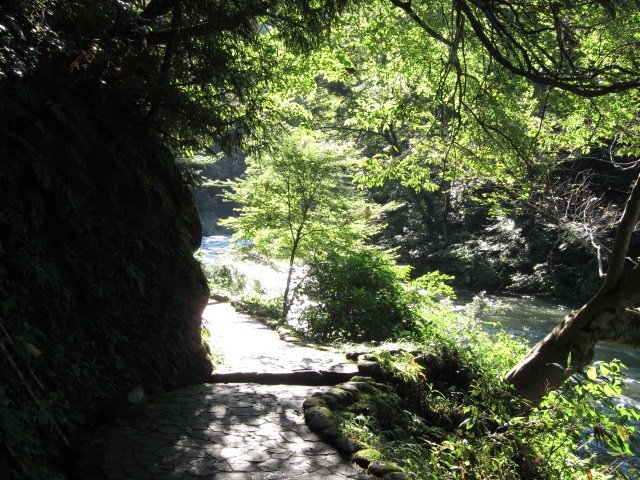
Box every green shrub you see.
[233,295,284,320]
[299,247,427,342]
[330,338,639,479]
[310,285,639,479]
[197,257,247,296]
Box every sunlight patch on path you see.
[83,302,369,479]
[203,302,357,376]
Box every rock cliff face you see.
[0,70,210,478]
[602,309,640,345]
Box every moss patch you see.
[352,447,385,467]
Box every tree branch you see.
[147,0,182,121]
[389,0,453,47]
[602,170,640,288]
[457,0,640,97]
[144,12,265,45]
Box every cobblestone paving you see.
[100,383,371,479]
[94,303,370,479]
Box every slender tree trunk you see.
[505,172,640,406]
[442,184,450,238]
[282,231,303,317]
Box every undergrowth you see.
[232,295,283,321]
[234,271,640,478]
[282,250,639,478]
[196,255,248,297]
[331,322,639,479]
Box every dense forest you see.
[1,0,639,478]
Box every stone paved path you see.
[204,303,358,376]
[91,303,371,479]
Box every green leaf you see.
[603,383,621,397]
[600,363,611,375]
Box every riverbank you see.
[459,292,640,402]
[199,235,640,403]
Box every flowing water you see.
[456,292,640,404]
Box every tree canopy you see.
[1,0,361,152]
[390,0,640,96]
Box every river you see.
[456,292,640,404]
[199,235,640,402]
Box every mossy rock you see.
[336,382,362,394]
[315,393,339,409]
[360,353,380,362]
[349,381,375,393]
[352,447,385,468]
[319,427,343,443]
[305,405,339,432]
[368,461,404,477]
[303,395,328,410]
[334,435,365,455]
[0,71,211,477]
[325,386,354,403]
[372,396,394,412]
[357,360,381,375]
[350,376,374,383]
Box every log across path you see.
[82,302,372,479]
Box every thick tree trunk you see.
[505,172,640,406]
[504,270,640,406]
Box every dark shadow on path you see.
[98,383,369,479]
